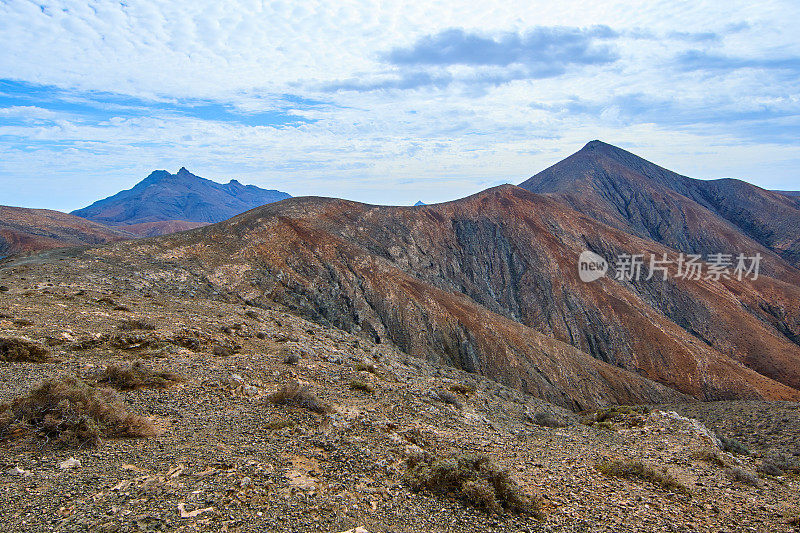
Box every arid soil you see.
[1,252,798,532]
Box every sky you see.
[1,0,799,211]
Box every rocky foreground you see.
[1,252,799,532]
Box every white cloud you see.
[0,0,799,209]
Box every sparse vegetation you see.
[718,435,750,456]
[0,376,156,448]
[595,405,650,423]
[0,336,52,362]
[726,466,759,486]
[355,361,377,373]
[449,382,475,395]
[757,453,799,476]
[405,452,542,517]
[692,448,728,468]
[97,361,183,390]
[430,388,462,408]
[530,411,568,428]
[118,318,155,331]
[268,381,329,414]
[597,459,689,494]
[349,380,374,393]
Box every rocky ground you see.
[1,251,799,532]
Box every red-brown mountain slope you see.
[0,205,133,259]
[95,186,800,407]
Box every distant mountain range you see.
[1,168,290,258]
[71,167,291,234]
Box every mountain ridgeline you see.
[72,167,291,235]
[6,143,800,410]
[519,141,800,268]
[86,142,800,409]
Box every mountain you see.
[77,184,800,408]
[519,140,800,268]
[72,167,291,234]
[0,205,132,259]
[774,190,800,197]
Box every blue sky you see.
[1,1,799,211]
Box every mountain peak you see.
[580,139,625,155]
[72,169,291,227]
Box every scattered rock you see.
[59,457,81,470]
[8,466,33,478]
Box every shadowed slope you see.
[519,141,800,269]
[99,186,800,406]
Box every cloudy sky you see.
[1,0,799,211]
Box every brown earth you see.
[118,220,210,237]
[1,259,799,532]
[0,205,132,259]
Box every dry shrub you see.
[597,459,689,494]
[0,337,52,362]
[405,452,541,517]
[0,376,156,448]
[108,333,162,351]
[726,466,760,486]
[449,383,475,395]
[430,389,461,408]
[269,381,330,414]
[349,380,374,393]
[212,341,240,357]
[264,418,296,430]
[530,411,568,428]
[97,361,183,390]
[355,362,377,373]
[692,449,728,468]
[118,319,155,331]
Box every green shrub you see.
[718,436,750,456]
